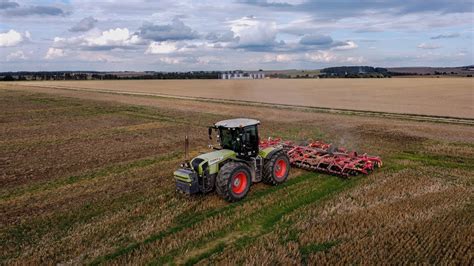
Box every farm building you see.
[220,70,265,79]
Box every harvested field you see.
[1,83,473,264]
[8,78,474,119]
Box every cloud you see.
[53,28,143,51]
[158,56,182,64]
[431,33,460,39]
[242,0,474,19]
[6,50,26,61]
[5,5,67,16]
[262,53,300,63]
[298,34,358,51]
[331,40,358,50]
[0,29,29,47]
[230,16,278,49]
[0,0,18,9]
[417,43,441,49]
[75,52,125,63]
[206,30,239,43]
[263,51,365,64]
[138,18,199,41]
[299,34,333,46]
[146,41,179,54]
[305,51,338,62]
[45,48,65,59]
[69,16,98,32]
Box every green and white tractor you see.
[174,118,290,202]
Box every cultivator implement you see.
[174,118,383,202]
[259,138,382,178]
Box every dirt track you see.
[9,78,474,119]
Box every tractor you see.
[174,118,290,202]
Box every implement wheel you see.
[216,161,252,202]
[263,150,290,185]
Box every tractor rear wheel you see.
[216,161,252,202]
[263,150,290,185]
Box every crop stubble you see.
[0,84,473,264]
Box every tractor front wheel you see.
[263,150,290,185]
[216,161,252,202]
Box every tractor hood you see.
[189,149,236,176]
[193,149,236,165]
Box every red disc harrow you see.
[259,138,382,178]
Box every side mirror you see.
[208,127,213,140]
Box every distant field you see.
[12,78,474,119]
[1,84,473,264]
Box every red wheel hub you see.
[232,171,248,194]
[275,159,287,179]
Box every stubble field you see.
[0,81,473,264]
[9,78,474,119]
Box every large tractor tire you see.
[216,161,252,202]
[263,150,290,185]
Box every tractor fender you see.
[259,146,284,160]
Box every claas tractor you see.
[174,118,290,202]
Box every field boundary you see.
[7,83,474,126]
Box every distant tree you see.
[3,75,15,81]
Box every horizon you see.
[1,1,473,71]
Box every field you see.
[10,78,474,119]
[1,81,473,264]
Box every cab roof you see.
[214,118,260,128]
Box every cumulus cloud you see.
[158,56,182,64]
[230,16,278,49]
[430,33,460,39]
[53,28,143,51]
[305,51,338,62]
[146,41,179,54]
[0,29,29,47]
[75,52,125,63]
[417,43,441,49]
[85,28,140,48]
[45,48,65,59]
[263,53,300,63]
[138,18,199,42]
[263,51,365,64]
[69,16,98,32]
[305,51,364,64]
[6,50,26,61]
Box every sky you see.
[0,0,473,71]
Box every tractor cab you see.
[210,118,260,158]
